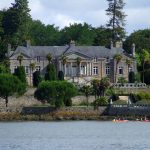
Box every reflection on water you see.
[0,121,150,150]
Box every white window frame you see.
[93,66,98,75]
[25,66,29,74]
[105,66,110,75]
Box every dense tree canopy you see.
[34,81,77,107]
[0,74,26,107]
[124,29,150,53]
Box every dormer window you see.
[93,57,97,62]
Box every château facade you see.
[8,41,137,85]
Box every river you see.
[0,121,150,150]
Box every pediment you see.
[10,52,31,59]
[65,52,91,60]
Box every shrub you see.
[44,64,56,81]
[129,71,135,83]
[117,77,127,84]
[34,81,77,108]
[93,97,108,108]
[113,100,127,105]
[130,92,150,103]
[58,71,64,80]
[33,71,42,87]
[14,66,26,83]
[0,74,26,107]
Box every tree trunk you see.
[115,62,118,83]
[142,61,145,83]
[127,66,129,83]
[113,0,116,44]
[5,96,8,107]
[30,69,32,86]
[86,96,89,107]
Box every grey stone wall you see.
[108,105,150,116]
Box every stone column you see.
[91,63,93,76]
[71,62,73,77]
[59,61,61,71]
[79,63,81,76]
[64,64,66,76]
[86,62,88,76]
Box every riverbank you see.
[0,109,115,121]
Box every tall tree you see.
[106,0,126,44]
[126,59,132,82]
[46,53,52,64]
[59,23,96,45]
[113,54,122,82]
[17,54,23,66]
[141,49,150,83]
[29,63,35,86]
[81,85,92,107]
[0,74,26,107]
[61,54,67,75]
[12,0,31,43]
[124,29,150,53]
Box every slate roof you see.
[64,45,124,58]
[10,44,128,59]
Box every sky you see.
[0,0,150,34]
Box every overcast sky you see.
[1,0,150,34]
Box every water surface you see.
[0,121,150,150]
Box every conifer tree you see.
[106,0,126,44]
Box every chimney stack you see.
[26,40,31,48]
[7,44,11,57]
[70,40,75,47]
[131,43,135,57]
[115,41,123,48]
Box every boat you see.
[112,119,128,122]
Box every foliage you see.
[106,0,126,43]
[113,54,122,82]
[58,71,64,81]
[138,49,150,83]
[144,69,150,85]
[46,53,52,64]
[91,79,100,99]
[33,71,42,87]
[130,92,150,103]
[29,20,60,46]
[14,66,27,84]
[93,97,108,108]
[124,29,150,53]
[80,85,92,107]
[93,26,112,47]
[113,100,127,105]
[17,54,23,66]
[117,77,127,84]
[60,54,67,65]
[34,81,77,108]
[29,63,35,71]
[0,64,9,74]
[44,63,57,81]
[0,74,26,107]
[98,77,110,97]
[129,71,135,83]
[91,78,110,98]
[59,23,96,45]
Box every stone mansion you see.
[8,41,137,85]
